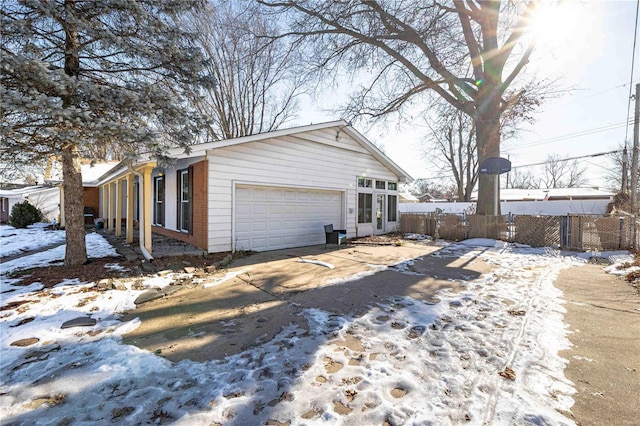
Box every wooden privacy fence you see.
[400,213,638,251]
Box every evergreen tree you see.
[1,0,206,265]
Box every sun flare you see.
[523,0,601,76]
[526,1,579,49]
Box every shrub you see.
[9,201,43,228]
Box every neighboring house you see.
[0,196,8,223]
[399,192,420,203]
[416,193,450,203]
[470,187,615,202]
[95,121,412,254]
[401,187,616,215]
[0,162,119,225]
[0,185,60,223]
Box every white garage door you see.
[235,185,343,251]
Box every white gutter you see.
[127,164,154,262]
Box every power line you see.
[503,118,633,153]
[583,159,614,171]
[544,79,640,112]
[511,150,620,170]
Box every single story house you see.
[416,193,450,203]
[94,120,412,255]
[470,187,615,202]
[399,192,420,203]
[0,161,120,225]
[57,162,121,225]
[0,185,60,223]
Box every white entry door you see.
[234,185,343,251]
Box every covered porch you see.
[96,161,156,257]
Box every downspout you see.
[127,164,154,261]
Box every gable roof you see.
[0,185,59,199]
[399,192,420,202]
[80,162,121,186]
[180,120,412,182]
[97,120,413,184]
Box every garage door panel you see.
[235,186,343,251]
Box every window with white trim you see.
[358,193,373,223]
[387,195,397,222]
[153,176,165,226]
[177,168,192,233]
[358,177,372,188]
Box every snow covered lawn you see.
[0,223,66,258]
[0,224,632,425]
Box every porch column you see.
[142,166,153,254]
[59,186,66,227]
[115,179,122,237]
[126,174,134,243]
[102,184,108,228]
[106,183,113,231]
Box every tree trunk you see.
[62,144,87,266]
[475,109,501,215]
[61,0,86,266]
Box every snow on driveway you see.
[0,225,632,425]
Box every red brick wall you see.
[152,159,208,251]
[192,159,208,250]
[83,187,99,224]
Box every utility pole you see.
[631,83,639,215]
[631,83,639,250]
[622,147,628,193]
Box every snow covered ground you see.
[0,223,66,258]
[0,224,634,425]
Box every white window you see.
[358,193,373,223]
[387,195,397,221]
[153,176,164,226]
[178,169,191,233]
[358,177,372,188]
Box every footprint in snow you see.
[408,325,426,338]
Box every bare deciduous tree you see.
[258,0,548,214]
[540,154,588,189]
[603,145,629,193]
[185,1,305,141]
[404,178,455,200]
[422,107,478,201]
[507,168,538,189]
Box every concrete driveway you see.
[121,241,492,362]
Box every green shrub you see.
[9,201,43,228]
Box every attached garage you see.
[234,185,344,251]
[97,120,412,255]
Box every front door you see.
[376,194,384,233]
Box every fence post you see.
[631,214,638,253]
[463,211,468,240]
[619,217,624,250]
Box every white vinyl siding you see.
[206,128,399,252]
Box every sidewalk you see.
[556,263,640,426]
[0,241,65,264]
